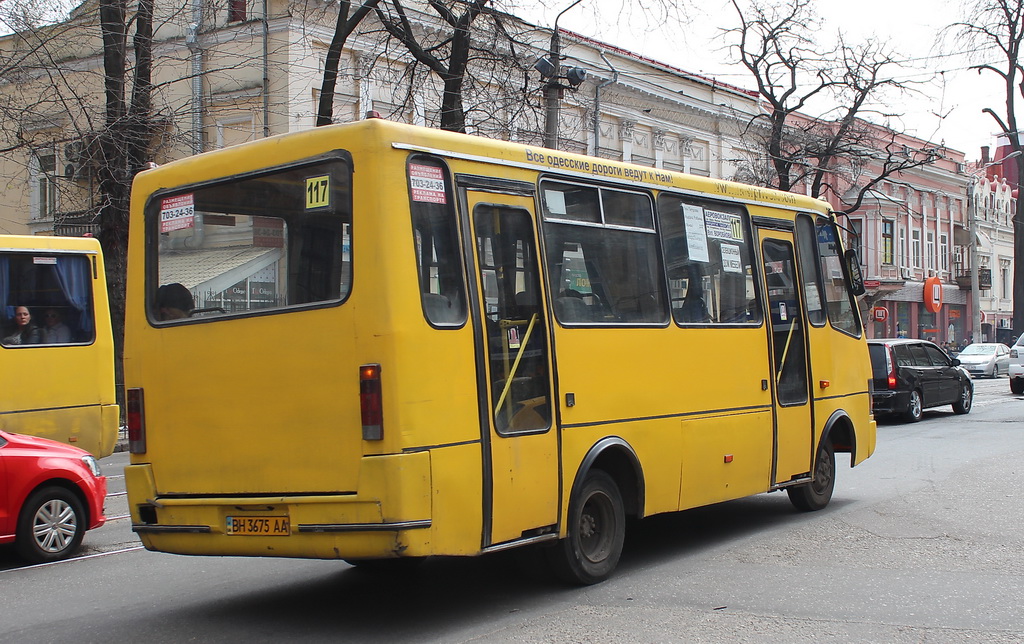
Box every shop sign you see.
[979,268,992,290]
[923,276,943,313]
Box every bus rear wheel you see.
[787,440,835,512]
[546,469,625,585]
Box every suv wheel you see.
[904,390,923,423]
[952,382,972,414]
[1012,378,1024,395]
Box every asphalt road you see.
[2,376,1022,643]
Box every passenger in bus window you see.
[40,308,72,344]
[156,283,194,321]
[2,306,41,345]
[677,266,710,323]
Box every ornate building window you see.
[881,220,894,265]
[31,149,58,221]
[228,0,246,22]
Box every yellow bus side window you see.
[408,157,466,327]
[658,194,760,326]
[541,180,666,325]
[0,253,94,346]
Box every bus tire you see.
[546,469,625,585]
[15,486,86,563]
[787,440,835,512]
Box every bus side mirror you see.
[845,249,865,296]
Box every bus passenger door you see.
[758,229,813,485]
[463,188,559,547]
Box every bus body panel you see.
[0,235,118,457]
[126,307,366,495]
[552,325,775,514]
[678,409,774,508]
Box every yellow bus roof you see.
[134,118,831,215]
[0,234,103,253]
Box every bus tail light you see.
[360,364,383,440]
[126,387,147,453]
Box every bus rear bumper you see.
[124,451,435,559]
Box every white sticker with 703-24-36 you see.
[409,164,447,204]
[160,194,195,233]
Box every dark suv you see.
[868,338,973,422]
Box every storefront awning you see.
[158,247,283,295]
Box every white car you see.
[1010,336,1024,394]
[956,342,1011,378]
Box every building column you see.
[619,120,634,163]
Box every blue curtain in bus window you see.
[53,257,93,338]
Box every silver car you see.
[1010,336,1024,394]
[955,342,1011,378]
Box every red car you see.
[0,430,107,563]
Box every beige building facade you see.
[0,0,761,237]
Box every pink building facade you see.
[818,127,977,346]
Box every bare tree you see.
[373,0,531,133]
[97,0,156,321]
[727,0,939,213]
[0,0,160,410]
[954,0,1024,339]
[316,0,381,126]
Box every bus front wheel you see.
[546,469,625,585]
[787,440,835,512]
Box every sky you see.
[529,0,1007,162]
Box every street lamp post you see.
[970,181,983,343]
[970,150,1021,343]
[542,0,583,149]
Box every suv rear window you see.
[868,344,889,378]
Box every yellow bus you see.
[1,234,119,458]
[124,118,875,584]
